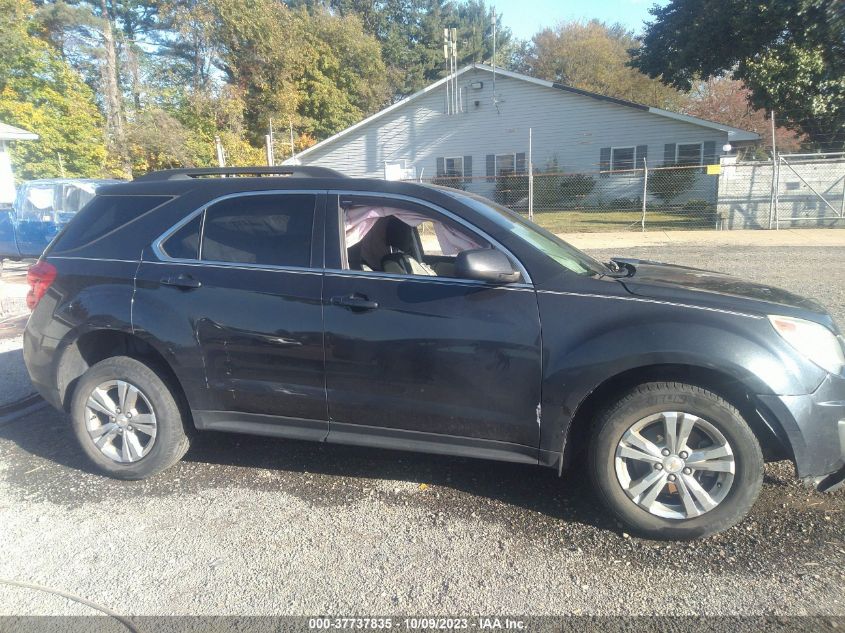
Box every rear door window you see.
[161,213,202,260]
[200,194,316,267]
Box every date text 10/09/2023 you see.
[308,618,527,630]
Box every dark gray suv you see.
[23,167,845,540]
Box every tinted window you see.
[677,143,702,166]
[611,147,635,171]
[162,213,202,260]
[201,194,315,267]
[52,195,170,251]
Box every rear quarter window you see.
[50,195,171,252]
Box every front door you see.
[322,194,542,460]
[135,191,328,440]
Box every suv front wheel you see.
[590,382,764,540]
[70,356,190,479]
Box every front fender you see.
[537,290,826,456]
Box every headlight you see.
[768,315,845,375]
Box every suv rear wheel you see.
[70,356,190,479]
[589,382,763,540]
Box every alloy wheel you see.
[84,379,158,463]
[614,411,735,519]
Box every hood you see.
[615,258,828,315]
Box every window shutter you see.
[515,152,526,174]
[463,155,472,184]
[664,143,676,166]
[636,145,648,168]
[436,157,445,177]
[703,141,717,165]
[599,147,611,177]
[486,154,495,182]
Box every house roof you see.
[287,63,759,163]
[0,122,38,141]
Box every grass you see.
[524,208,717,234]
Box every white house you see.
[286,64,759,201]
[0,122,38,206]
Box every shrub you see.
[494,171,528,207]
[559,174,595,205]
[647,164,697,203]
[609,196,641,211]
[504,172,597,210]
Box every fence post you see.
[774,154,781,230]
[641,157,648,232]
[768,109,779,229]
[841,172,845,218]
[528,127,534,221]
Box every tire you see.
[589,381,763,540]
[70,356,190,479]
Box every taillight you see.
[26,260,57,310]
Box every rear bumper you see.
[758,372,845,490]
[23,316,64,411]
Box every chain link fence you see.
[412,164,721,233]
[407,154,845,234]
[718,153,845,229]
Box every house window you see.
[444,156,464,177]
[610,147,636,171]
[495,153,516,175]
[676,143,704,166]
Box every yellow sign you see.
[707,164,722,175]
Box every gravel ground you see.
[0,244,843,619]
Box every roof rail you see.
[134,166,347,181]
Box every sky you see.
[493,0,670,40]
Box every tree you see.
[35,0,161,174]
[0,0,108,179]
[295,6,388,139]
[632,0,845,150]
[519,20,684,109]
[682,77,805,156]
[298,0,512,99]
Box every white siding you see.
[297,68,729,179]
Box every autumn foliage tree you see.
[521,20,684,109]
[682,78,805,156]
[0,0,108,179]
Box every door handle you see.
[330,294,379,311]
[160,273,202,289]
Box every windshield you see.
[444,189,607,276]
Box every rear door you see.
[134,191,328,440]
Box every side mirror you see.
[455,248,522,284]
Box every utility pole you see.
[289,118,296,162]
[265,135,273,167]
[215,136,226,168]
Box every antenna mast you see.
[443,28,450,115]
[492,8,497,95]
[443,27,461,115]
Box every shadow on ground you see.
[1,407,843,577]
